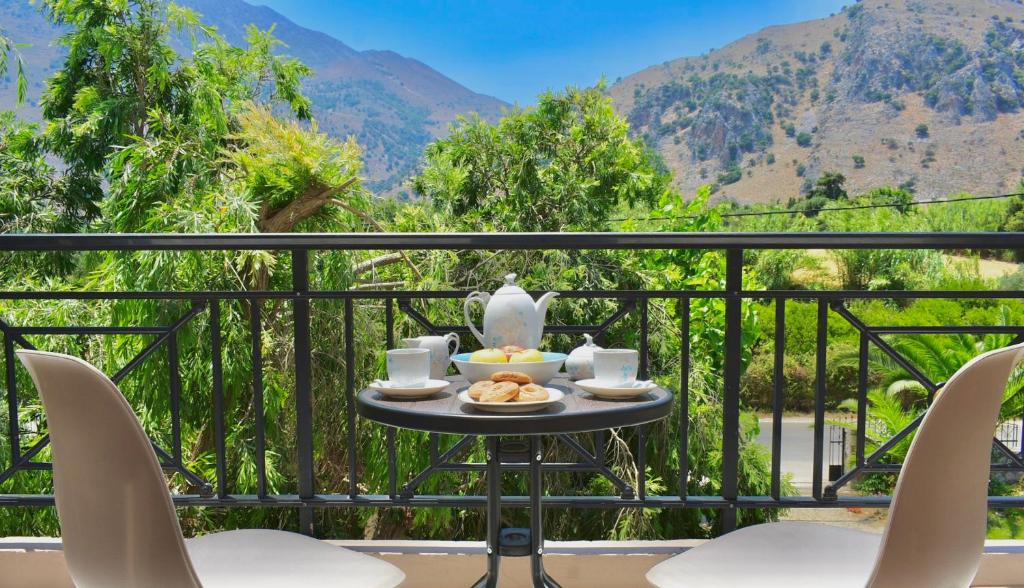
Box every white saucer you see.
[369,379,451,398]
[574,378,657,399]
[458,387,565,413]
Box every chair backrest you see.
[18,350,202,588]
[867,342,1024,588]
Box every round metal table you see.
[356,377,673,588]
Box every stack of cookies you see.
[467,371,549,403]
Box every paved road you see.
[754,417,827,494]
[754,417,1022,494]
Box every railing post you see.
[721,249,743,533]
[292,249,316,536]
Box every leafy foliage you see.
[414,83,667,232]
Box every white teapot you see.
[464,273,558,349]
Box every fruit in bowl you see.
[509,349,545,363]
[452,351,567,385]
[469,348,508,363]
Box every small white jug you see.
[402,333,460,379]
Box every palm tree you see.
[836,306,1024,420]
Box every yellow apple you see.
[509,349,545,363]
[470,348,508,363]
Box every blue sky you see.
[256,0,850,105]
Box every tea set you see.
[372,273,655,406]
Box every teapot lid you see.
[494,273,527,295]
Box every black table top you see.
[356,377,673,435]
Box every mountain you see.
[0,0,507,193]
[609,0,1024,202]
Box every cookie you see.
[515,383,548,402]
[490,371,532,385]
[468,380,495,400]
[480,381,519,403]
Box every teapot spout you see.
[534,291,559,326]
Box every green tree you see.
[0,30,27,105]
[412,83,668,231]
[808,172,847,200]
[796,131,812,147]
[915,123,929,138]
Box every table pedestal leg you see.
[529,436,562,588]
[471,437,502,588]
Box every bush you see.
[717,164,742,185]
[915,123,929,138]
[796,132,812,147]
[852,154,865,168]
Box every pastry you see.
[515,383,548,402]
[480,381,519,403]
[468,380,495,400]
[490,371,532,385]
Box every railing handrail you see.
[1,232,1024,251]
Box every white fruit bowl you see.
[452,352,567,385]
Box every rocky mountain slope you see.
[610,0,1024,202]
[0,0,507,193]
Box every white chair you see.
[646,342,1024,588]
[18,350,405,588]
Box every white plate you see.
[458,387,565,413]
[574,378,657,399]
[369,379,451,398]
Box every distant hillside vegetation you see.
[610,0,1024,202]
[0,0,507,194]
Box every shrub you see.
[796,132,812,147]
[717,164,742,185]
[915,123,929,138]
[852,154,865,168]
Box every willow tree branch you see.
[329,197,424,282]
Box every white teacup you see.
[385,348,431,386]
[593,349,639,387]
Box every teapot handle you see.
[463,292,488,346]
[445,332,460,357]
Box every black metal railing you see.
[1,232,1023,538]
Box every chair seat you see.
[186,529,405,588]
[646,522,881,588]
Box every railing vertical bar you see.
[345,297,358,499]
[594,431,605,465]
[637,425,647,500]
[385,297,394,350]
[812,300,828,500]
[168,333,183,467]
[4,332,19,463]
[250,300,267,498]
[387,427,397,499]
[639,296,649,380]
[721,249,743,532]
[771,299,785,500]
[430,434,440,464]
[679,297,690,499]
[856,334,869,467]
[210,301,227,499]
[292,249,316,536]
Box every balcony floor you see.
[3,537,1022,587]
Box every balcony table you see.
[356,377,673,588]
